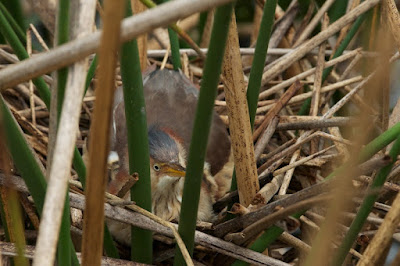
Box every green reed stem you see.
[119,1,153,262]
[173,4,233,265]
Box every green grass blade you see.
[247,0,277,129]
[120,1,153,262]
[0,8,50,106]
[327,0,348,23]
[0,95,47,211]
[84,55,98,98]
[54,0,72,263]
[173,4,233,265]
[55,0,69,118]
[168,27,181,69]
[1,0,24,32]
[161,0,181,69]
[0,2,25,44]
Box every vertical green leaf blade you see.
[174,3,233,265]
[120,1,152,263]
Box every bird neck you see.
[151,176,184,221]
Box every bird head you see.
[148,125,186,190]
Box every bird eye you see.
[153,164,160,171]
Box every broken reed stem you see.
[278,150,300,195]
[253,81,302,141]
[254,116,279,160]
[222,14,259,206]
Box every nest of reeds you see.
[2,0,400,265]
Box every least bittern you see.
[108,69,232,245]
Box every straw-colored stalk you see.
[358,181,400,265]
[32,1,96,265]
[222,14,259,207]
[81,0,124,265]
[131,0,147,70]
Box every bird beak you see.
[164,163,186,178]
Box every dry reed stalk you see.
[383,0,400,51]
[0,0,235,89]
[29,24,50,51]
[278,149,299,195]
[259,48,361,100]
[251,174,284,205]
[200,9,214,48]
[309,13,328,118]
[253,81,302,141]
[254,116,279,160]
[274,146,334,177]
[278,231,311,253]
[213,179,334,237]
[32,1,97,266]
[132,0,148,70]
[304,34,392,266]
[293,1,314,45]
[146,47,374,58]
[222,14,259,206]
[293,0,335,47]
[225,194,331,245]
[80,0,122,265]
[257,76,363,114]
[260,0,380,86]
[276,117,353,131]
[26,30,36,127]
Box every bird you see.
[107,68,233,245]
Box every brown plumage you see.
[108,69,232,245]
